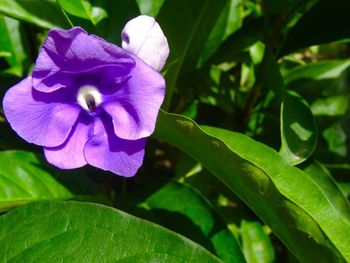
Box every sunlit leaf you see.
[0,0,69,29]
[154,111,349,262]
[303,161,350,220]
[57,0,107,26]
[284,59,350,85]
[0,151,72,212]
[0,15,27,76]
[136,0,165,17]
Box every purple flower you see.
[2,17,168,177]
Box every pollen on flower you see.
[77,86,102,112]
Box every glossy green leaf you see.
[0,201,221,262]
[136,0,165,17]
[0,151,72,211]
[284,59,350,85]
[158,0,227,109]
[154,110,349,262]
[57,0,107,26]
[280,91,317,165]
[282,0,350,54]
[240,221,275,263]
[0,0,69,29]
[0,15,27,76]
[142,181,245,263]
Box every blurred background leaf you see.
[240,220,275,263]
[136,0,165,17]
[282,0,350,54]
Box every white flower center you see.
[77,85,102,112]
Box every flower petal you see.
[32,27,135,92]
[2,77,80,147]
[121,15,169,71]
[44,115,93,169]
[103,54,165,140]
[32,71,74,94]
[84,116,146,177]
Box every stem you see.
[240,7,292,130]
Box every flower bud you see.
[121,15,169,72]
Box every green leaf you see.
[157,0,227,109]
[0,151,72,212]
[0,15,27,76]
[142,181,245,263]
[240,221,275,263]
[323,123,347,157]
[175,152,217,196]
[154,110,349,262]
[57,0,107,26]
[280,91,317,165]
[197,0,242,67]
[303,161,350,221]
[249,41,265,65]
[283,59,350,85]
[311,96,348,117]
[136,0,165,17]
[0,0,70,29]
[207,18,264,66]
[0,201,221,262]
[282,0,350,54]
[0,50,11,57]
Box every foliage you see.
[0,0,350,262]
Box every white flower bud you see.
[121,15,169,72]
